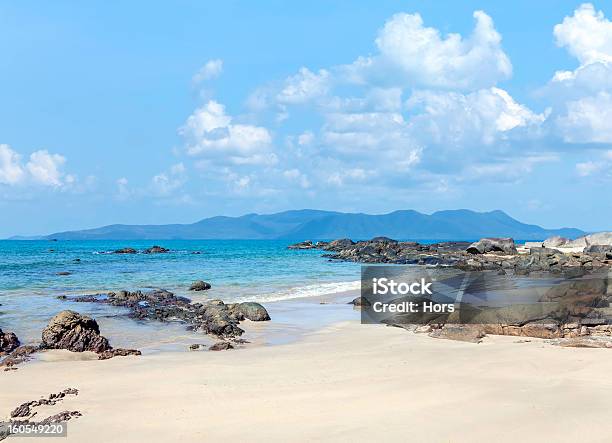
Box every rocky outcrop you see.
[288,240,316,250]
[467,238,517,255]
[189,280,211,291]
[143,245,169,254]
[41,311,110,353]
[40,310,140,360]
[0,345,38,369]
[0,328,20,355]
[429,325,486,343]
[62,289,271,339]
[113,247,137,254]
[288,236,610,276]
[543,236,570,248]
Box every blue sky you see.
[1,1,612,237]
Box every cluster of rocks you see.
[189,280,211,291]
[0,311,141,370]
[113,245,170,254]
[289,236,612,276]
[62,289,270,339]
[1,389,81,441]
[40,310,141,360]
[352,275,612,347]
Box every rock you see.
[41,310,111,353]
[113,247,137,254]
[97,348,141,360]
[143,245,169,254]
[234,302,271,321]
[189,280,211,291]
[189,344,202,351]
[287,240,315,250]
[556,337,612,348]
[56,271,71,276]
[323,238,356,251]
[543,236,571,248]
[348,296,371,307]
[0,345,38,368]
[466,238,517,255]
[585,245,612,254]
[209,341,234,351]
[429,325,486,343]
[370,236,398,243]
[0,328,20,355]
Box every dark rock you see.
[0,328,20,355]
[97,348,141,360]
[11,388,79,418]
[143,245,170,254]
[0,345,38,368]
[466,238,517,255]
[323,238,355,251]
[41,310,110,353]
[189,280,211,291]
[287,240,316,250]
[370,236,398,243]
[586,245,612,254]
[113,247,137,254]
[189,344,203,351]
[209,341,234,351]
[348,296,371,307]
[56,271,71,276]
[233,302,271,321]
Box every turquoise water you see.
[0,240,360,349]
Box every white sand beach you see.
[3,314,612,443]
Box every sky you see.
[1,1,612,237]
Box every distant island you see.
[8,209,584,241]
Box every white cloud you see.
[407,87,547,147]
[557,91,612,143]
[151,162,187,196]
[276,68,331,104]
[554,3,612,65]
[283,168,311,188]
[192,59,223,84]
[343,10,511,90]
[576,150,612,178]
[181,100,275,165]
[26,150,66,186]
[0,144,25,185]
[0,145,72,188]
[297,131,314,146]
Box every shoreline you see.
[4,320,612,442]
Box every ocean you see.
[0,240,361,351]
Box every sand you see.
[3,318,612,443]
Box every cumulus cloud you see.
[557,91,612,143]
[0,145,71,188]
[343,10,511,90]
[276,68,331,104]
[554,3,612,65]
[407,87,547,147]
[181,100,275,165]
[0,144,25,185]
[192,59,223,84]
[576,150,612,178]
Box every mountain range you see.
[13,209,585,241]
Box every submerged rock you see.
[287,240,316,250]
[97,348,141,360]
[189,280,211,291]
[41,310,111,353]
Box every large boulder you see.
[189,280,211,291]
[466,238,517,255]
[543,236,570,248]
[0,328,20,355]
[41,310,110,353]
[239,302,270,321]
